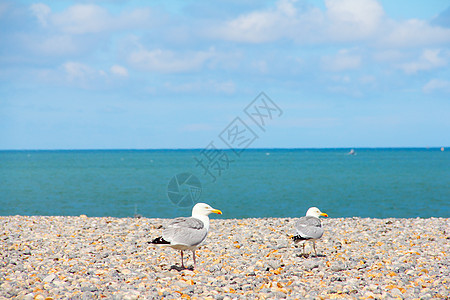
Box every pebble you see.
[330,261,346,272]
[302,260,319,271]
[0,216,448,299]
[43,274,56,283]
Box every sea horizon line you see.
[0,146,447,152]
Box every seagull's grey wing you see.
[295,216,322,228]
[295,216,324,240]
[163,217,207,246]
[167,217,204,229]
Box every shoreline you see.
[2,215,449,219]
[1,216,448,299]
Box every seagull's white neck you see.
[192,214,210,231]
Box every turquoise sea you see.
[0,149,449,219]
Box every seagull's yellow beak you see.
[212,209,222,215]
[320,212,328,217]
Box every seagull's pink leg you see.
[180,250,185,268]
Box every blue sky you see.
[1,0,449,149]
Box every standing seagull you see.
[151,203,222,269]
[292,207,328,256]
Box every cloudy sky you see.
[1,0,449,149]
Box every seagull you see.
[151,203,222,269]
[292,207,328,256]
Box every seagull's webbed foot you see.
[169,265,194,272]
[312,253,326,258]
[186,265,194,271]
[170,265,185,271]
[296,253,310,258]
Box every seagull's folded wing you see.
[163,217,208,246]
[295,216,324,240]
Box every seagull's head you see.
[306,207,328,218]
[192,203,222,216]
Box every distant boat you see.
[347,149,356,155]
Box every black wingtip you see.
[292,235,309,242]
[150,237,170,244]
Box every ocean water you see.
[0,149,449,219]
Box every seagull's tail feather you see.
[150,237,170,245]
[292,235,309,242]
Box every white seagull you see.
[151,203,222,269]
[292,207,328,256]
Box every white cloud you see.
[381,19,450,48]
[110,65,129,77]
[322,49,362,71]
[52,5,111,34]
[211,0,386,43]
[423,79,450,93]
[128,48,216,73]
[38,61,129,88]
[22,4,154,58]
[62,62,108,88]
[50,4,152,35]
[210,0,450,48]
[211,0,303,43]
[30,3,51,27]
[57,61,134,89]
[118,8,155,29]
[399,49,447,74]
[325,0,384,40]
[63,62,97,80]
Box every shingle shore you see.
[1,216,448,299]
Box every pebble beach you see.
[1,216,448,299]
